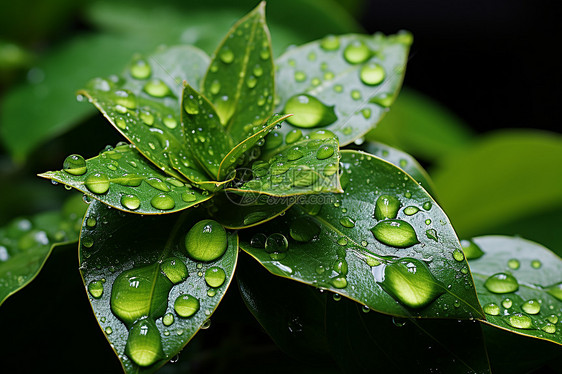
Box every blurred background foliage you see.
[0,0,560,372]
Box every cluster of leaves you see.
[0,2,560,374]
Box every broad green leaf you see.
[327,297,491,373]
[275,32,411,146]
[467,236,562,345]
[181,83,233,179]
[80,200,238,373]
[358,140,435,196]
[208,192,294,230]
[78,45,213,186]
[201,2,275,143]
[237,254,331,361]
[217,113,291,180]
[0,195,86,306]
[39,144,212,215]
[431,130,562,240]
[240,150,483,319]
[228,135,342,197]
[366,88,474,162]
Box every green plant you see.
[0,2,560,373]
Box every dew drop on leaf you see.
[521,299,541,314]
[460,239,484,260]
[161,257,188,284]
[125,319,164,367]
[121,194,140,210]
[316,145,335,160]
[130,58,151,79]
[507,258,520,270]
[85,173,110,194]
[290,217,320,242]
[88,280,104,299]
[63,154,87,175]
[143,78,171,98]
[343,40,371,64]
[546,282,562,301]
[265,233,289,253]
[483,303,500,316]
[174,294,200,318]
[374,194,401,220]
[505,313,533,329]
[283,94,337,128]
[484,273,519,294]
[205,267,226,288]
[320,35,340,51]
[359,62,386,86]
[185,220,227,262]
[150,193,175,210]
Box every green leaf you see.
[366,88,474,162]
[358,140,436,196]
[275,32,412,146]
[467,236,562,345]
[431,130,562,240]
[0,195,86,306]
[326,297,491,373]
[228,134,342,196]
[39,144,212,215]
[78,45,214,187]
[239,150,483,319]
[201,2,275,143]
[80,200,238,373]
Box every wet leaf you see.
[201,2,275,143]
[39,144,212,215]
[0,195,86,306]
[275,32,411,146]
[467,236,562,346]
[80,200,238,373]
[239,150,483,319]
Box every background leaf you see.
[0,194,86,306]
[39,144,212,215]
[467,236,562,345]
[239,150,483,319]
[275,32,411,146]
[80,200,238,373]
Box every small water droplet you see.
[351,90,362,100]
[507,258,520,270]
[150,193,175,210]
[339,216,355,228]
[460,240,484,260]
[484,273,519,294]
[163,115,177,129]
[162,313,174,326]
[502,298,513,309]
[88,280,104,299]
[265,233,289,254]
[246,75,257,88]
[219,47,234,64]
[541,323,557,334]
[331,276,348,289]
[284,94,337,128]
[483,303,500,316]
[403,206,419,216]
[86,217,97,227]
[422,201,432,210]
[174,294,200,318]
[343,40,371,64]
[452,249,464,262]
[181,191,197,202]
[85,173,110,194]
[546,314,558,324]
[63,154,87,175]
[316,145,335,160]
[130,58,151,79]
[425,228,438,242]
[121,194,141,210]
[360,62,385,86]
[185,220,227,262]
[320,35,340,51]
[105,326,113,335]
[184,95,200,114]
[521,299,541,314]
[205,267,226,288]
[531,259,542,269]
[161,257,188,284]
[287,147,304,161]
[143,78,171,97]
[294,71,307,82]
[371,220,418,248]
[374,194,401,220]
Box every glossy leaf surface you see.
[0,195,86,306]
[275,32,411,146]
[202,2,275,143]
[467,236,562,345]
[240,150,483,319]
[39,144,212,215]
[80,200,238,373]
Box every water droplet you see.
[320,35,340,51]
[285,129,302,144]
[294,71,306,82]
[316,145,335,160]
[253,64,263,77]
[371,219,418,248]
[343,40,371,64]
[88,280,104,298]
[183,95,200,115]
[323,163,338,176]
[361,108,371,119]
[162,313,174,326]
[452,249,464,262]
[374,194,401,220]
[360,62,385,86]
[502,298,513,309]
[143,78,171,97]
[460,240,484,260]
[86,217,97,227]
[250,233,267,248]
[351,90,362,100]
[333,84,343,93]
[121,194,141,210]
[333,293,341,301]
[369,93,393,108]
[403,206,419,216]
[422,202,432,210]
[82,236,94,248]
[150,193,175,210]
[337,237,348,246]
[531,259,542,269]
[339,216,355,228]
[163,115,177,129]
[541,323,557,334]
[105,326,112,335]
[287,147,304,161]
[114,89,137,109]
[185,220,227,262]
[260,47,270,60]
[265,233,289,254]
[331,276,348,289]
[181,191,196,202]
[290,217,320,242]
[507,258,520,270]
[546,314,558,324]
[425,228,438,242]
[521,299,541,314]
[85,173,110,194]
[161,257,188,284]
[246,75,257,88]
[546,282,562,301]
[506,313,533,329]
[483,303,500,316]
[174,294,200,318]
[381,258,444,309]
[205,267,226,288]
[126,319,164,367]
[63,154,87,175]
[484,273,519,294]
[219,47,234,64]
[130,58,151,79]
[140,110,154,125]
[284,94,337,128]
[264,131,283,150]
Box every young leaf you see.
[239,150,483,319]
[80,200,238,373]
[0,195,86,306]
[275,32,412,146]
[39,144,212,215]
[201,2,275,143]
[78,45,212,185]
[227,135,342,197]
[467,236,562,345]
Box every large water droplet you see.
[360,62,385,86]
[460,240,484,260]
[265,233,289,254]
[452,249,464,262]
[205,267,226,288]
[289,217,320,242]
[63,154,87,175]
[381,258,444,309]
[374,194,401,220]
[130,58,151,79]
[343,40,371,64]
[161,257,188,284]
[114,89,137,109]
[502,298,513,309]
[150,193,175,210]
[506,313,533,329]
[146,177,170,192]
[185,220,227,262]
[174,294,200,318]
[121,194,141,210]
[541,323,557,334]
[331,276,348,289]
[521,299,541,314]
[125,319,163,367]
[320,35,340,51]
[370,219,418,248]
[483,302,500,316]
[484,273,519,294]
[85,173,110,194]
[143,79,171,98]
[316,145,335,160]
[284,94,337,128]
[88,280,104,299]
